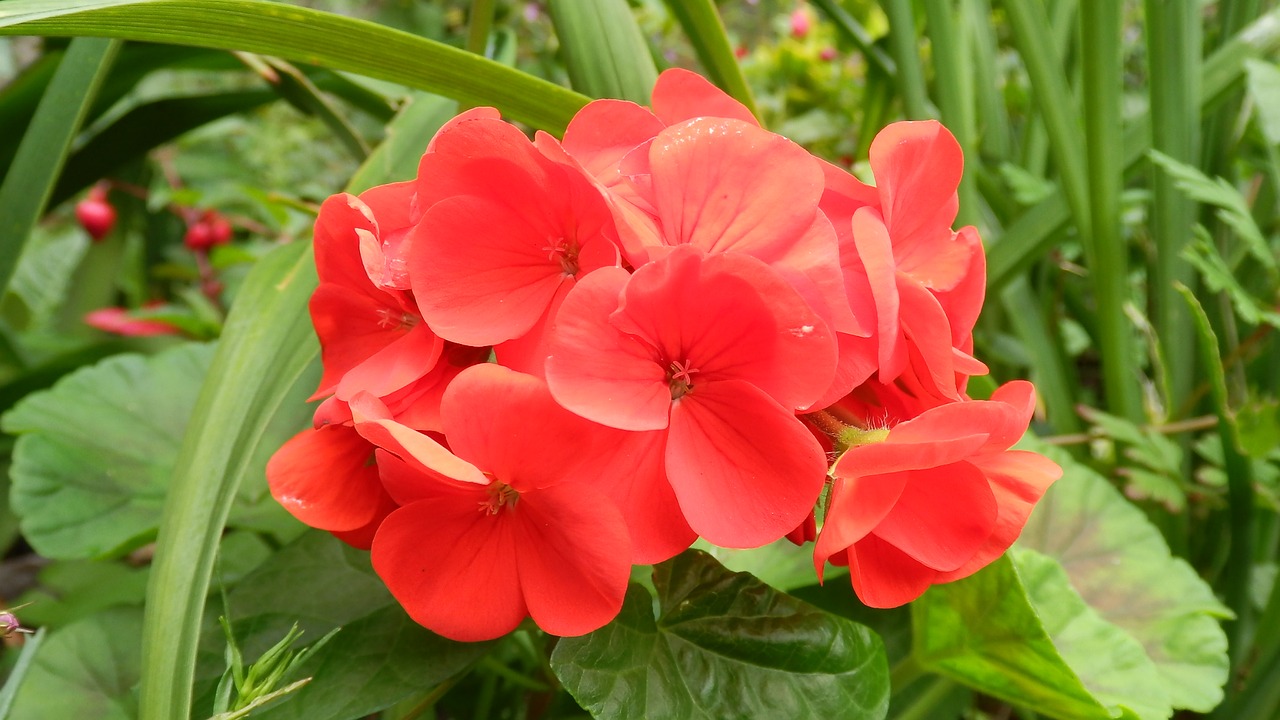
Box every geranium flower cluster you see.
[267,69,1062,642]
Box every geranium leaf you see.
[1019,442,1232,713]
[913,440,1231,719]
[2,342,216,559]
[6,607,142,720]
[0,0,588,133]
[551,549,889,720]
[913,555,1117,720]
[195,531,489,720]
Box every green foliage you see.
[552,550,889,720]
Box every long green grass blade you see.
[1177,285,1254,692]
[989,7,1280,291]
[139,240,318,720]
[810,0,897,80]
[0,629,45,720]
[1144,0,1201,419]
[662,0,760,117]
[548,0,658,104]
[921,0,981,225]
[0,37,118,299]
[1080,0,1141,420]
[0,0,588,133]
[880,0,931,119]
[964,0,1012,160]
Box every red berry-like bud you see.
[790,7,811,39]
[184,210,233,251]
[75,194,117,242]
[820,47,838,62]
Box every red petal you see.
[869,121,962,246]
[850,207,904,380]
[846,532,937,608]
[813,471,907,578]
[562,99,665,186]
[645,118,822,258]
[667,379,826,548]
[335,321,444,400]
[351,393,490,488]
[266,425,385,531]
[513,484,631,636]
[872,462,997,571]
[584,428,694,564]
[650,68,758,126]
[546,267,671,431]
[372,497,526,641]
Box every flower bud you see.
[75,187,117,242]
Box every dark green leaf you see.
[196,531,489,720]
[552,550,889,720]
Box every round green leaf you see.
[1018,442,1232,713]
[551,549,889,720]
[3,342,216,559]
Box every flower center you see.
[478,481,519,515]
[543,237,580,276]
[667,358,699,400]
[375,306,419,331]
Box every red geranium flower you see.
[352,364,631,641]
[309,182,444,404]
[408,115,621,356]
[813,381,1062,607]
[546,246,835,548]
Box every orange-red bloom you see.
[814,381,1061,607]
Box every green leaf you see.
[913,556,1118,720]
[547,0,658,103]
[1182,231,1280,328]
[551,549,889,720]
[0,37,118,299]
[137,240,320,720]
[197,531,489,720]
[1148,150,1273,271]
[1019,441,1232,713]
[345,92,458,194]
[2,342,216,559]
[0,0,589,133]
[7,607,143,720]
[0,628,45,720]
[1247,58,1280,146]
[691,538,842,592]
[1,224,90,331]
[15,558,150,628]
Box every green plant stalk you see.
[0,0,589,133]
[964,0,1012,160]
[1081,0,1142,421]
[810,0,897,79]
[0,37,119,299]
[138,241,319,720]
[1002,278,1081,433]
[921,0,981,226]
[0,629,45,718]
[880,0,931,119]
[548,0,658,104]
[465,0,496,56]
[661,0,759,118]
[1178,285,1254,689]
[1144,0,1201,421]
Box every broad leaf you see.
[2,342,216,559]
[913,556,1118,720]
[552,550,889,720]
[0,0,589,133]
[196,531,489,720]
[7,607,143,720]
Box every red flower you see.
[266,423,395,550]
[546,247,835,548]
[408,115,620,353]
[822,121,987,400]
[352,364,631,641]
[813,381,1061,607]
[309,182,446,408]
